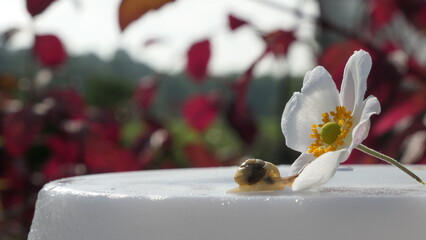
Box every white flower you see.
[281,50,381,191]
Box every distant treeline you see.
[0,47,302,118]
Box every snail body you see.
[229,159,298,193]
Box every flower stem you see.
[356,144,425,185]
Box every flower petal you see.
[340,50,372,121]
[281,66,340,152]
[289,152,315,176]
[292,149,349,191]
[348,95,381,153]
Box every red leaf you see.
[83,114,139,172]
[0,165,26,208]
[228,49,267,139]
[368,57,401,109]
[84,137,139,173]
[46,89,86,123]
[88,113,121,143]
[186,39,211,82]
[263,30,295,57]
[319,40,401,107]
[42,159,74,181]
[372,96,426,135]
[398,1,426,30]
[228,14,248,31]
[118,0,174,31]
[226,100,257,145]
[134,76,158,110]
[318,40,368,89]
[184,143,220,167]
[382,41,400,53]
[46,135,80,163]
[26,0,56,17]
[407,57,426,80]
[3,108,42,158]
[183,93,219,132]
[370,0,398,30]
[34,34,67,67]
[226,65,258,145]
[411,6,426,30]
[234,69,253,110]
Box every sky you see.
[0,0,319,77]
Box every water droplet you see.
[295,198,304,205]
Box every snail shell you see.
[230,159,287,192]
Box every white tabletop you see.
[28,165,426,240]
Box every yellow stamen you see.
[308,106,353,158]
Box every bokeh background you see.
[1,0,426,239]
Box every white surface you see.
[28,165,426,240]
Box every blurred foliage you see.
[84,75,135,108]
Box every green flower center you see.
[308,106,353,158]
[320,122,341,144]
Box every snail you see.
[228,159,298,193]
